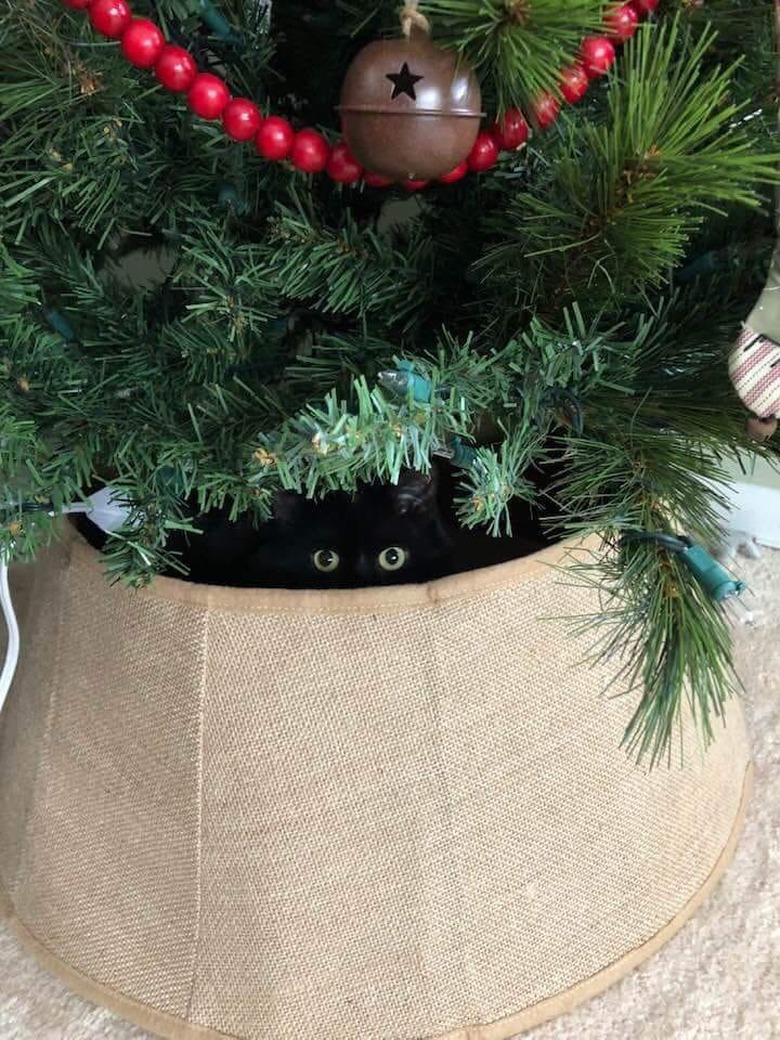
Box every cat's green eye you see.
[312,548,340,573]
[378,546,408,572]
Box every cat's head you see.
[244,469,453,589]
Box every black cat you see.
[176,469,455,589]
[74,466,549,588]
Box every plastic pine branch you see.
[478,16,780,309]
[421,0,608,109]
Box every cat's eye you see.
[312,548,340,573]
[378,546,408,572]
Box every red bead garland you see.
[290,129,330,174]
[604,3,640,43]
[531,92,561,130]
[439,161,468,184]
[255,116,295,160]
[363,171,393,188]
[560,63,589,105]
[121,19,165,68]
[89,0,131,39]
[187,73,230,120]
[155,46,197,92]
[222,98,262,141]
[326,142,363,183]
[62,0,655,189]
[490,108,529,151]
[580,37,616,79]
[467,131,499,173]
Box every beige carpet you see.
[1,552,778,1040]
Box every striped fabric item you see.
[729,325,780,419]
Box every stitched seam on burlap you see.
[425,605,480,1024]
[185,606,208,1020]
[0,876,243,1040]
[140,573,549,617]
[13,540,70,901]
[192,579,543,621]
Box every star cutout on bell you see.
[386,62,424,101]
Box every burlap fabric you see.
[0,523,750,1040]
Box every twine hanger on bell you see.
[400,0,431,37]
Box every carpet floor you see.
[1,551,777,1040]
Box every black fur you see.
[172,470,454,589]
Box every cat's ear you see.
[272,490,304,524]
[392,468,438,516]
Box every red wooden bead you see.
[467,131,499,173]
[560,63,590,105]
[438,161,469,184]
[89,0,131,38]
[363,171,393,188]
[120,19,165,68]
[222,98,262,141]
[631,0,658,13]
[580,36,616,78]
[403,179,428,191]
[491,108,529,151]
[62,0,94,10]
[290,129,330,174]
[155,46,197,93]
[531,92,560,130]
[326,141,363,183]
[187,73,230,120]
[604,3,639,42]
[255,116,295,161]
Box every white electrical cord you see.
[0,488,132,714]
[0,559,19,714]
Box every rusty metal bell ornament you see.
[339,27,482,183]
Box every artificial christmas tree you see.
[1,0,776,759]
[0,1,777,1035]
